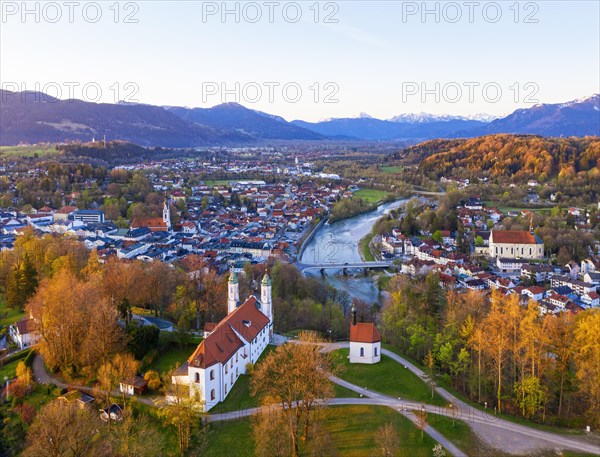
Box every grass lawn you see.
[354,188,388,204]
[0,145,59,158]
[145,344,198,375]
[359,233,375,261]
[203,179,231,187]
[381,165,404,174]
[333,349,446,406]
[333,383,362,398]
[210,374,255,413]
[0,301,26,327]
[0,357,21,380]
[205,418,254,457]
[483,201,553,214]
[205,405,441,457]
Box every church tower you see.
[163,197,172,231]
[228,268,239,314]
[261,272,272,321]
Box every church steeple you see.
[228,268,239,314]
[163,196,172,231]
[261,271,273,341]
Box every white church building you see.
[172,270,273,411]
[349,306,381,364]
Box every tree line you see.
[380,275,600,427]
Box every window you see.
[360,347,364,357]
[210,389,215,401]
[210,370,215,381]
[225,365,228,374]
[194,372,200,383]
[374,347,378,357]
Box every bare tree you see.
[375,423,400,457]
[414,407,428,439]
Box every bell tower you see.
[261,272,272,321]
[163,196,172,231]
[228,268,239,314]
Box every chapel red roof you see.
[350,322,381,344]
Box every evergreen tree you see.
[21,254,38,300]
[5,263,26,309]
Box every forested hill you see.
[391,134,600,182]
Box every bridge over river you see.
[295,261,393,273]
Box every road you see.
[32,354,156,406]
[328,343,600,456]
[32,345,600,456]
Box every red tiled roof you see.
[188,296,270,369]
[57,205,78,214]
[491,230,538,244]
[15,317,37,335]
[131,217,167,232]
[350,322,381,344]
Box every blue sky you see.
[1,1,599,121]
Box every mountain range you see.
[1,90,598,147]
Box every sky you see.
[1,1,599,121]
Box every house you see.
[522,286,546,302]
[100,404,124,422]
[119,376,148,396]
[521,264,554,283]
[349,307,381,364]
[550,276,596,296]
[58,390,95,409]
[581,291,600,308]
[53,205,78,221]
[489,230,544,260]
[496,258,524,274]
[73,210,105,224]
[172,271,273,411]
[9,317,40,349]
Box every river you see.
[299,198,410,304]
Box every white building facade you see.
[173,271,273,411]
[348,307,381,365]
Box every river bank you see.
[299,198,409,304]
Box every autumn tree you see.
[160,370,203,456]
[573,309,600,427]
[108,408,167,457]
[481,291,513,413]
[252,407,292,457]
[251,332,336,457]
[29,268,125,377]
[22,401,99,457]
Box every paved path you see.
[31,348,600,456]
[327,343,600,456]
[32,355,156,406]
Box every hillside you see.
[391,134,600,181]
[0,90,251,147]
[167,103,325,140]
[473,95,600,137]
[291,117,486,141]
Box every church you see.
[130,197,172,232]
[488,229,544,260]
[172,270,273,411]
